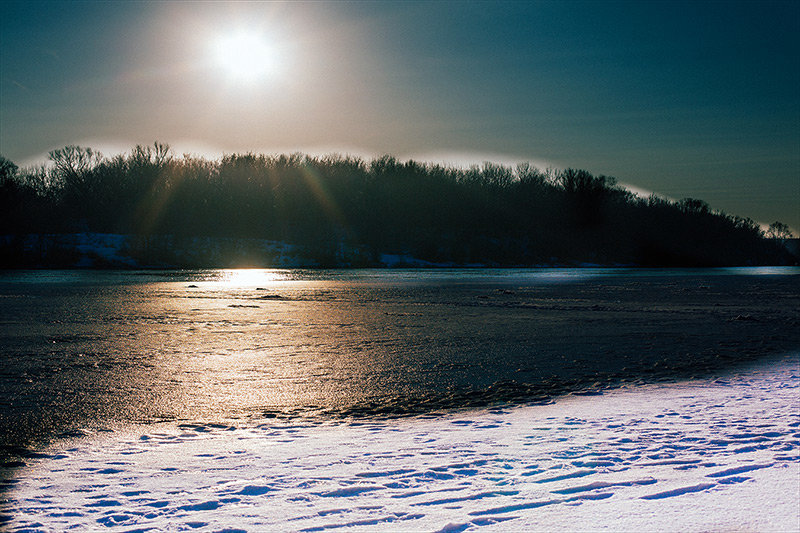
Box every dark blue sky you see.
[2,1,798,230]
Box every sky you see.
[1,0,798,231]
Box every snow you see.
[4,354,799,532]
[4,233,319,268]
[377,254,478,268]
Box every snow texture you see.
[4,354,799,532]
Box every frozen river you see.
[1,268,798,460]
[1,268,799,530]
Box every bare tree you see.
[766,221,793,240]
[678,197,710,215]
[0,155,18,185]
[130,142,172,168]
[48,146,103,180]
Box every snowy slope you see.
[5,354,799,532]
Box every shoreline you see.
[3,233,797,269]
[4,352,798,531]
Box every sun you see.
[212,30,277,83]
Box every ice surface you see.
[5,268,799,451]
[3,354,799,532]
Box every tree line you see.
[0,143,795,267]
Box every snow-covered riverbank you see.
[4,353,798,532]
[0,233,476,269]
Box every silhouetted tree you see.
[0,155,18,185]
[678,198,710,214]
[48,146,103,187]
[0,143,791,267]
[767,221,793,240]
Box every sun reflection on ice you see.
[219,269,288,287]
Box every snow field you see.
[5,354,799,532]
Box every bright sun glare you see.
[221,269,285,287]
[212,31,277,83]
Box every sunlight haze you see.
[211,31,281,84]
[1,0,798,230]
